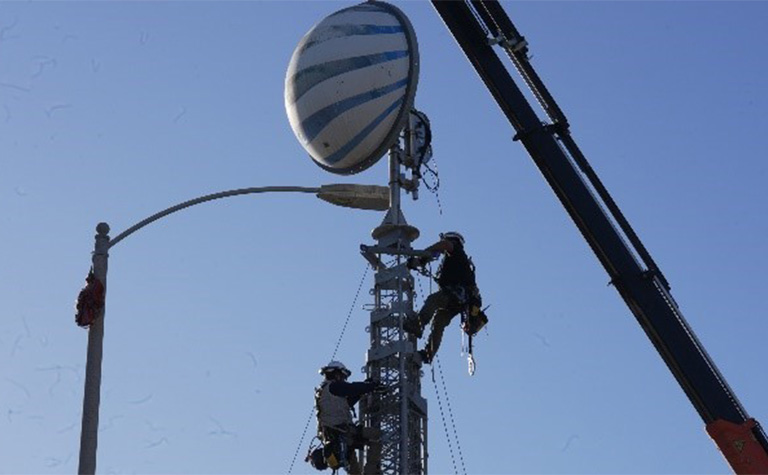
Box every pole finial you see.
[96,222,110,235]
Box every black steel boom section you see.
[430,0,768,470]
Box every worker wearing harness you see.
[405,231,482,364]
[315,361,383,474]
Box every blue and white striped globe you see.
[285,1,419,175]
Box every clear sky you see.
[2,1,767,474]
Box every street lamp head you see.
[317,184,389,211]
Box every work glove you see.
[365,379,387,393]
[469,286,482,309]
[407,256,430,270]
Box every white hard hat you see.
[441,231,465,245]
[319,360,351,378]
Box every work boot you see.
[403,318,423,339]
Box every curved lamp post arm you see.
[109,186,319,249]
[78,183,388,475]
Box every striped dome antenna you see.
[285,1,420,175]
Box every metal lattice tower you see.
[359,122,429,474]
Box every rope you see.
[421,159,443,216]
[287,407,316,474]
[430,359,459,475]
[330,264,370,360]
[417,245,470,474]
[287,264,371,474]
[413,180,472,472]
[435,356,468,475]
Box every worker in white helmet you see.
[315,361,384,474]
[405,231,482,364]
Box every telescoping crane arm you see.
[430,1,768,472]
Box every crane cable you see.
[286,264,371,474]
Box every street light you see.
[76,184,389,475]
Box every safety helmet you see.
[319,360,351,378]
[441,231,465,245]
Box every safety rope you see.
[414,228,471,474]
[330,264,370,361]
[421,158,443,216]
[418,270,462,475]
[430,357,459,475]
[419,260,466,475]
[287,264,370,474]
[419,260,468,474]
[287,406,316,475]
[435,356,467,475]
[416,155,473,472]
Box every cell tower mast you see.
[360,115,430,474]
[284,1,427,471]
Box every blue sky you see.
[2,1,767,474]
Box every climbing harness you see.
[314,428,349,473]
[413,260,489,375]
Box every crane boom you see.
[430,1,768,472]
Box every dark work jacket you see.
[436,243,476,290]
[328,381,377,407]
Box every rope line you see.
[416,225,470,474]
[287,264,370,474]
[435,356,468,475]
[331,264,370,360]
[419,157,473,473]
[431,359,459,475]
[287,407,316,474]
[422,158,443,216]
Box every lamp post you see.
[76,184,389,475]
